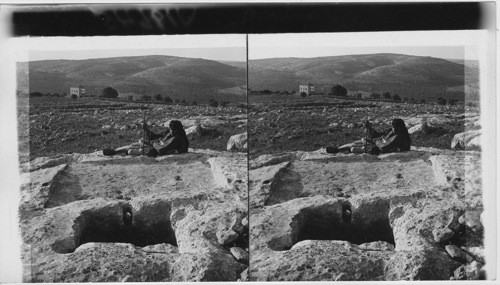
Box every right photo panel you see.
[248,31,493,281]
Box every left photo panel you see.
[12,34,249,282]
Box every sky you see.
[13,31,480,62]
[12,34,247,62]
[29,47,246,62]
[249,31,479,60]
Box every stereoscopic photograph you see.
[0,3,496,284]
[247,31,492,281]
[13,34,249,282]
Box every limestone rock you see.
[451,130,481,149]
[452,261,483,280]
[463,210,483,233]
[230,247,249,262]
[217,229,239,245]
[207,156,247,192]
[445,245,467,262]
[249,148,482,281]
[358,241,395,251]
[19,149,248,282]
[185,124,203,136]
[170,252,247,281]
[227,132,248,152]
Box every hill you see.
[27,55,246,101]
[249,53,479,101]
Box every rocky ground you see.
[17,95,485,281]
[248,97,480,158]
[18,97,247,161]
[249,133,484,280]
[19,149,248,282]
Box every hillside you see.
[27,55,246,100]
[249,53,479,101]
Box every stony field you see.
[18,97,247,162]
[248,95,479,158]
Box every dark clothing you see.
[366,126,411,153]
[144,128,189,157]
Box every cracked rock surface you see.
[19,149,248,282]
[249,147,483,281]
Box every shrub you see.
[370,93,381,99]
[154,94,163,101]
[383,92,392,99]
[300,92,307,97]
[420,99,427,104]
[101,87,119,98]
[71,94,78,100]
[392,94,402,101]
[355,93,362,99]
[437,97,447,105]
[331,85,347,97]
[164,96,173,103]
[192,101,197,105]
[220,101,230,107]
[30,92,43,97]
[208,99,218,107]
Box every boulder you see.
[19,149,248,282]
[230,247,249,263]
[227,132,248,152]
[249,148,482,281]
[451,130,481,149]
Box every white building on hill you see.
[69,85,86,97]
[299,83,315,95]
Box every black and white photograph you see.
[247,31,495,281]
[10,34,249,282]
[0,2,497,284]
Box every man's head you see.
[169,120,185,135]
[391,118,407,133]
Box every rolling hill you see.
[26,55,247,100]
[249,53,479,101]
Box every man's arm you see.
[365,121,387,138]
[143,123,165,141]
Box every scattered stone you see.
[230,247,249,263]
[432,228,454,244]
[451,130,481,149]
[217,229,239,245]
[185,124,203,136]
[239,268,249,281]
[227,132,248,152]
[445,245,467,262]
[241,216,248,227]
[463,210,483,232]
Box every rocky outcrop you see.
[451,130,481,150]
[249,147,484,281]
[19,149,248,282]
[227,132,248,152]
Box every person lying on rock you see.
[326,118,411,155]
[103,120,189,157]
